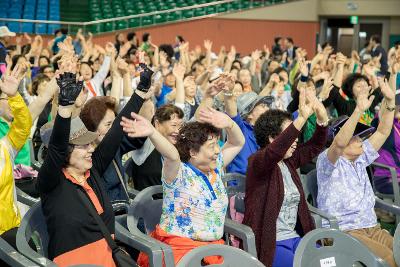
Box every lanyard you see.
[184,162,218,200]
[85,81,97,97]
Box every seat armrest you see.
[375,197,400,216]
[223,218,257,257]
[308,204,339,229]
[16,188,39,207]
[127,188,140,199]
[116,223,175,267]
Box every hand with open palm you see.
[0,63,25,97]
[121,112,155,138]
[198,107,233,129]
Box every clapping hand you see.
[298,87,314,120]
[121,112,155,138]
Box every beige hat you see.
[40,117,99,147]
[0,26,16,38]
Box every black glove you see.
[136,63,154,92]
[56,72,84,106]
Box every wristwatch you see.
[386,103,396,112]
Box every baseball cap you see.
[0,26,16,38]
[40,117,99,147]
[328,115,375,144]
[237,92,274,117]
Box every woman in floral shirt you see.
[120,107,245,266]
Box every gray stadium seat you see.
[16,201,161,267]
[126,185,257,265]
[303,168,400,228]
[293,228,390,267]
[15,202,56,266]
[16,187,39,207]
[222,173,246,199]
[369,162,400,224]
[393,223,400,267]
[176,244,265,267]
[0,236,39,267]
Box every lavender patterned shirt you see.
[316,140,379,231]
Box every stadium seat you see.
[0,236,40,267]
[369,162,400,224]
[394,223,400,266]
[176,244,265,267]
[16,202,57,266]
[293,228,390,267]
[303,169,400,227]
[126,185,258,263]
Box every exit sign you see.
[350,16,358,24]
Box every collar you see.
[63,169,91,188]
[184,161,219,200]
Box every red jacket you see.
[243,123,327,267]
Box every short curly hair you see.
[175,122,221,162]
[342,73,369,99]
[254,109,293,148]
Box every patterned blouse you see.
[316,140,378,231]
[159,153,228,241]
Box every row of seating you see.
[87,0,286,33]
[3,165,397,266]
[0,0,60,34]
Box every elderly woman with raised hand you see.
[243,86,329,267]
[0,64,32,254]
[37,61,153,266]
[121,107,245,266]
[316,78,397,267]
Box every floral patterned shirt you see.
[159,153,228,241]
[316,140,378,231]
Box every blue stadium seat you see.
[21,23,34,33]
[7,22,20,32]
[47,24,59,34]
[35,24,47,34]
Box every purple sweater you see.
[374,119,400,180]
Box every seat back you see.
[293,228,390,267]
[16,201,56,266]
[0,236,39,267]
[222,173,246,199]
[127,185,163,234]
[394,223,400,267]
[302,169,318,206]
[176,244,265,267]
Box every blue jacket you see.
[226,114,259,175]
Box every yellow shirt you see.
[0,94,32,235]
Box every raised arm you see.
[90,43,114,91]
[0,64,32,151]
[327,92,375,164]
[172,62,186,107]
[38,72,83,192]
[289,88,329,168]
[29,77,58,122]
[91,63,152,175]
[121,112,180,183]
[197,107,244,167]
[368,78,395,151]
